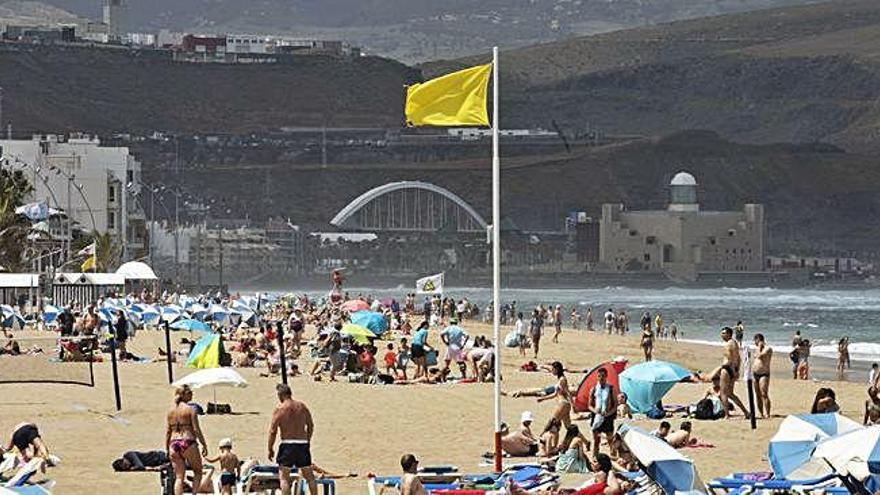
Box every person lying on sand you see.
[665,421,697,448]
[395,367,449,385]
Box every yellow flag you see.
[80,255,96,272]
[405,63,492,127]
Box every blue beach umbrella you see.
[161,305,184,323]
[350,310,387,335]
[42,304,60,324]
[208,304,228,323]
[188,304,208,321]
[170,319,211,333]
[0,305,25,329]
[768,413,862,479]
[619,360,691,414]
[619,424,707,494]
[811,423,880,481]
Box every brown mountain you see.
[423,0,880,153]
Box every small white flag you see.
[77,242,96,257]
[416,273,444,294]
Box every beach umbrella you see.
[619,424,707,494]
[137,304,161,324]
[161,305,184,322]
[188,304,208,321]
[619,360,691,414]
[342,323,375,344]
[170,319,211,333]
[342,300,370,312]
[812,424,880,483]
[172,367,247,405]
[350,310,387,335]
[209,304,228,323]
[0,311,25,330]
[768,413,862,479]
[41,304,60,325]
[172,367,248,389]
[186,334,222,369]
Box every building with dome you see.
[597,171,765,281]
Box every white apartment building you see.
[0,134,145,260]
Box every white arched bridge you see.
[330,181,487,233]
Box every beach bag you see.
[789,349,799,364]
[646,406,665,420]
[426,350,438,366]
[693,398,716,420]
[504,331,520,348]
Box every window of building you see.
[709,237,716,245]
[127,170,133,184]
[629,230,638,237]
[108,184,115,202]
[728,229,736,237]
[108,212,116,229]
[643,253,651,262]
[646,236,656,245]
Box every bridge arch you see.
[330,181,487,233]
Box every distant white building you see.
[0,134,145,259]
[103,0,124,42]
[598,171,765,281]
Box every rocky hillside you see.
[423,0,880,153]
[0,44,417,134]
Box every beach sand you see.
[0,323,870,493]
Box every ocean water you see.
[304,286,880,363]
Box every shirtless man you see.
[268,383,317,495]
[752,333,773,419]
[400,453,426,495]
[719,327,749,419]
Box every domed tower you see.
[668,171,698,212]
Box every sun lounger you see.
[708,473,840,494]
[236,464,335,494]
[4,459,43,488]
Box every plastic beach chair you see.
[708,473,839,494]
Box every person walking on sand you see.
[166,385,209,495]
[640,324,654,361]
[752,333,773,419]
[538,361,573,428]
[268,383,317,495]
[586,306,594,331]
[529,310,543,358]
[552,305,563,343]
[205,438,240,495]
[669,319,679,341]
[837,337,850,375]
[718,327,749,419]
[515,312,528,357]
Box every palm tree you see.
[0,170,36,272]
[93,231,121,272]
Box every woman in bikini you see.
[538,361,573,428]
[165,385,209,495]
[640,326,654,361]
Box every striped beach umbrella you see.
[619,424,707,494]
[768,413,862,479]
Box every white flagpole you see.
[491,45,503,473]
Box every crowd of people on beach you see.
[2,275,874,495]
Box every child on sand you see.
[205,438,239,495]
[384,343,398,376]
